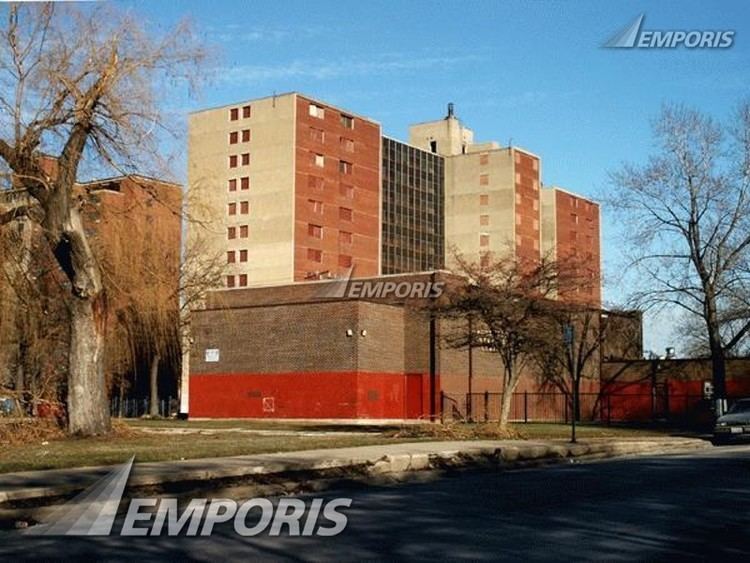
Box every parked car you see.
[712,399,750,444]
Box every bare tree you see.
[435,250,562,429]
[610,102,750,414]
[0,4,205,434]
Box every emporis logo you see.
[313,267,444,300]
[604,14,735,49]
[25,457,351,537]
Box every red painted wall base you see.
[189,371,438,420]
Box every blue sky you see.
[128,0,750,354]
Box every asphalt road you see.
[3,444,750,561]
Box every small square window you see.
[480,174,489,186]
[228,179,237,192]
[479,153,489,165]
[314,153,325,168]
[339,231,352,245]
[238,273,248,286]
[480,194,489,206]
[308,176,324,190]
[309,104,324,119]
[340,184,354,199]
[230,108,239,121]
[242,105,251,118]
[310,128,325,143]
[339,254,352,268]
[241,129,251,142]
[339,161,352,174]
[480,214,489,226]
[239,225,249,238]
[480,234,490,247]
[309,199,323,214]
[340,137,354,152]
[240,201,249,214]
[226,275,235,288]
[308,223,323,239]
[340,114,354,129]
[307,248,322,262]
[228,202,237,215]
[229,131,239,144]
[239,249,248,262]
[241,153,250,166]
[227,251,236,263]
[227,226,236,239]
[229,155,238,168]
[240,177,250,190]
[339,207,352,221]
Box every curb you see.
[0,438,709,510]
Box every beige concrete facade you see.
[408,115,541,266]
[188,93,297,287]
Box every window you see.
[429,140,438,153]
[239,249,248,262]
[309,104,325,119]
[533,219,539,231]
[339,160,352,174]
[480,194,489,206]
[480,174,489,186]
[340,183,354,199]
[480,234,490,247]
[240,177,250,190]
[227,226,237,240]
[339,231,352,245]
[229,108,239,121]
[239,225,249,238]
[340,114,354,129]
[228,178,237,192]
[516,212,522,225]
[241,129,251,142]
[314,153,325,168]
[227,251,236,264]
[339,254,352,268]
[480,253,491,268]
[308,223,323,239]
[340,137,354,152]
[229,131,239,144]
[307,248,322,262]
[310,128,325,143]
[479,153,489,165]
[229,155,238,168]
[309,199,323,214]
[241,153,250,166]
[242,105,251,118]
[228,202,237,215]
[238,274,248,287]
[308,176,324,190]
[571,213,579,225]
[339,207,352,221]
[480,214,489,226]
[226,275,236,288]
[240,201,249,214]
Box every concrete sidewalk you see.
[0,437,708,507]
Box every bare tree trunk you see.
[67,298,110,434]
[149,353,160,417]
[499,367,517,429]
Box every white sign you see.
[205,349,220,363]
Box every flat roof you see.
[189,91,380,126]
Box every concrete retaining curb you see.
[0,437,709,510]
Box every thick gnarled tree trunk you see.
[68,298,110,434]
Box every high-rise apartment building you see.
[188,93,381,288]
[381,137,445,274]
[541,186,601,304]
[408,105,542,267]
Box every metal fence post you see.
[524,391,528,423]
[484,391,489,422]
[440,391,445,423]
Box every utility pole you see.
[564,323,576,443]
